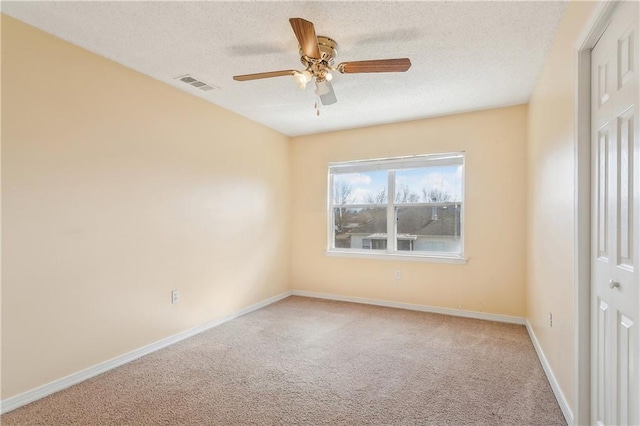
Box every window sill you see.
[325,250,468,264]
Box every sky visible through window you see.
[334,166,462,204]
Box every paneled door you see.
[591,1,639,424]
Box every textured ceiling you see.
[2,1,567,137]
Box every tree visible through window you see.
[328,153,464,258]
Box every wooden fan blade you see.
[289,18,321,59]
[233,70,297,81]
[337,58,412,74]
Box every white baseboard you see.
[0,290,293,414]
[526,320,574,426]
[291,290,526,325]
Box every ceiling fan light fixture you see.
[315,80,330,96]
[233,17,412,107]
[294,70,312,89]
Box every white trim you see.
[526,320,574,426]
[387,169,397,251]
[332,201,460,209]
[291,290,524,325]
[573,43,593,426]
[325,250,468,264]
[0,290,293,414]
[573,2,618,425]
[328,152,464,173]
[327,170,334,252]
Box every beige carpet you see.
[2,296,565,425]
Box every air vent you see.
[174,74,219,92]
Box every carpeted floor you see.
[2,296,566,425]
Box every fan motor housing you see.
[300,35,338,66]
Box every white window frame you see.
[326,152,467,264]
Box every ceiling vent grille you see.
[174,74,219,92]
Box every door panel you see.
[596,299,609,424]
[591,1,639,425]
[617,110,634,269]
[617,314,633,426]
[598,126,610,260]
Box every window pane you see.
[333,171,387,205]
[329,153,465,259]
[394,165,462,203]
[396,205,462,253]
[333,207,387,250]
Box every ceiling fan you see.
[233,18,411,107]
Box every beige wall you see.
[526,0,600,416]
[290,105,528,317]
[1,15,291,399]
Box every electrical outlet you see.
[395,270,402,280]
[549,312,553,327]
[171,290,180,304]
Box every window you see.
[328,153,465,262]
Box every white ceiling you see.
[2,1,567,137]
